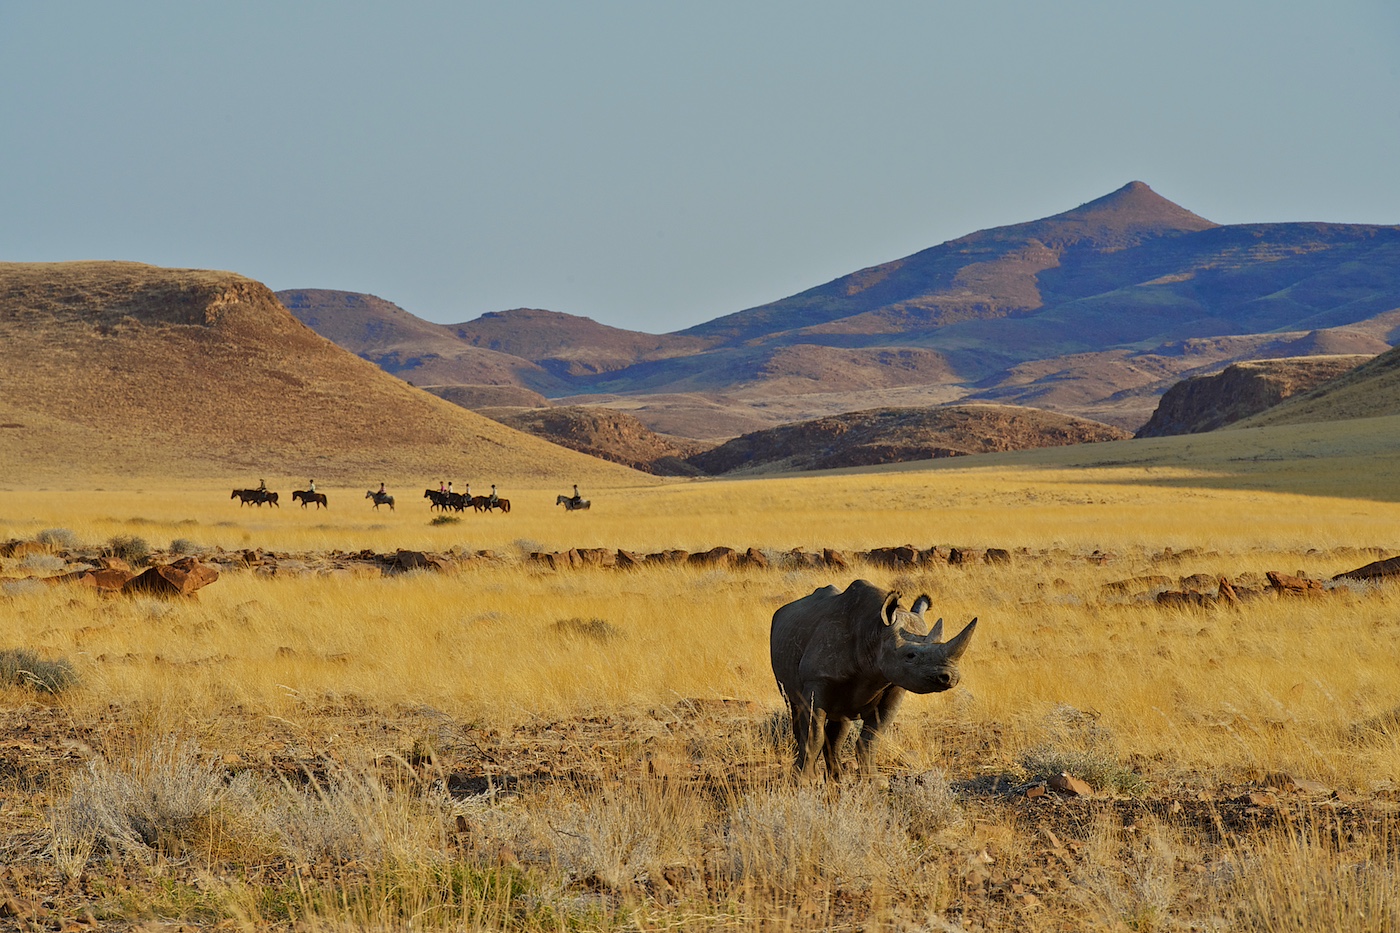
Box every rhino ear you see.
[881,590,901,626]
[929,617,944,641]
[911,594,931,616]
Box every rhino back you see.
[770,580,889,696]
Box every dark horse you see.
[232,488,279,507]
[365,490,395,511]
[293,490,328,509]
[424,488,449,510]
[471,495,511,513]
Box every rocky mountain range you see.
[281,181,1400,437]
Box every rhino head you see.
[876,591,977,694]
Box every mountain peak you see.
[1052,181,1218,237]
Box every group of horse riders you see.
[243,479,585,513]
[423,480,509,513]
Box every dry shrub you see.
[104,533,151,566]
[1069,814,1187,932]
[270,765,450,866]
[885,768,961,841]
[18,552,65,573]
[35,527,78,549]
[524,779,711,889]
[1223,817,1400,932]
[1019,704,1147,795]
[726,783,909,893]
[50,738,259,868]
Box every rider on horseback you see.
[571,484,584,508]
[489,484,499,508]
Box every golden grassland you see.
[4,438,1400,930]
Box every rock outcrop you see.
[687,404,1129,475]
[1135,356,1371,437]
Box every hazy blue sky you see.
[3,1,1397,332]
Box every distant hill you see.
[479,406,710,475]
[686,405,1130,475]
[1230,344,1400,430]
[278,289,567,393]
[1135,355,1374,437]
[424,384,551,410]
[1,264,646,484]
[449,308,710,378]
[288,181,1400,440]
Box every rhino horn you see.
[881,590,901,626]
[911,594,931,616]
[928,617,944,641]
[938,618,978,661]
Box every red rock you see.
[1048,772,1093,796]
[1266,571,1324,595]
[122,561,219,597]
[823,548,850,570]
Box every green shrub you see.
[429,515,461,526]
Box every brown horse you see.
[232,488,279,507]
[471,495,510,513]
[293,490,328,509]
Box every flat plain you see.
[3,424,1400,931]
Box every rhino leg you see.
[823,718,853,782]
[792,705,826,781]
[855,689,906,777]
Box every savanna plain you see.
[4,441,1400,932]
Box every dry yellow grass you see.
[4,442,1400,930]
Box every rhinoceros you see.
[770,579,977,780]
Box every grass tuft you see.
[0,647,77,693]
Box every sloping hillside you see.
[687,405,1129,475]
[1230,344,1400,430]
[0,263,647,484]
[682,181,1220,346]
[1135,356,1373,437]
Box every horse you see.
[424,488,449,511]
[365,490,395,511]
[446,492,468,512]
[556,494,591,511]
[293,490,328,509]
[232,488,277,507]
[472,495,510,513]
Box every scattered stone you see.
[1266,571,1324,595]
[985,547,1011,564]
[823,547,850,570]
[1048,772,1093,797]
[741,547,768,569]
[688,546,737,568]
